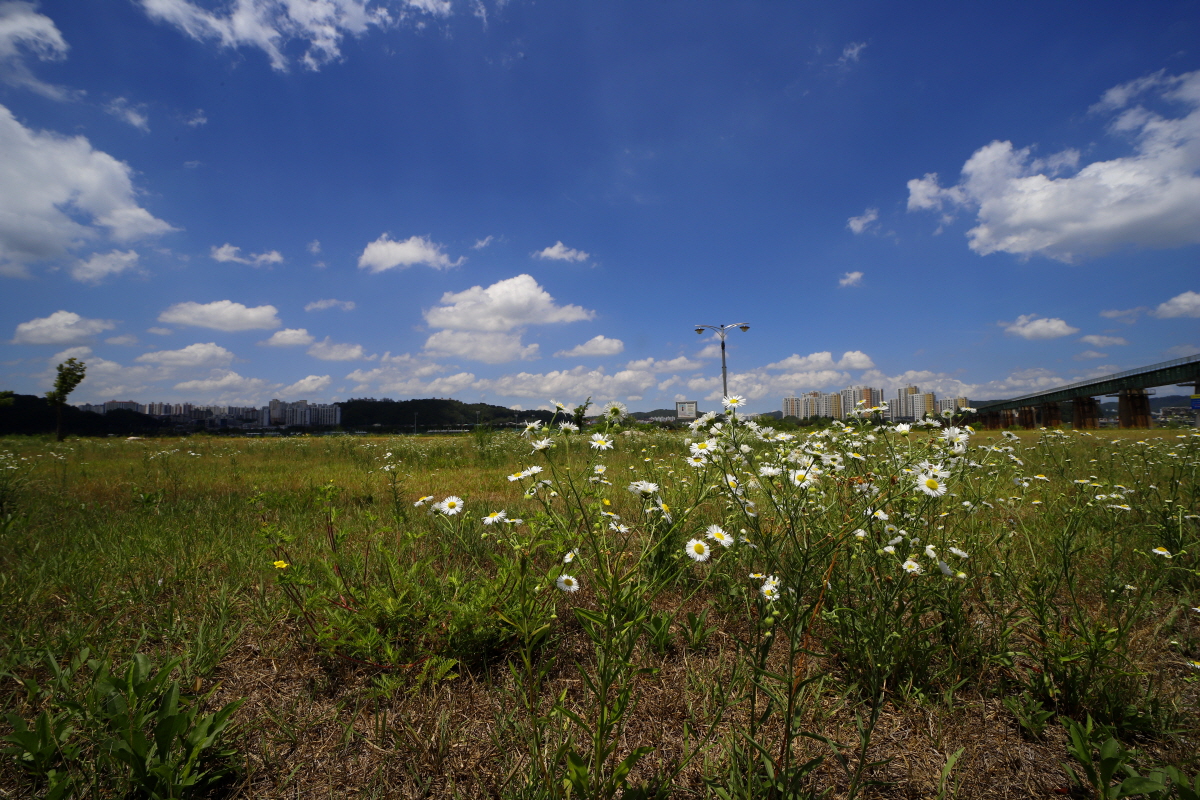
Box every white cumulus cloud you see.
[554,335,625,358]
[13,310,116,344]
[424,330,538,364]
[70,250,139,284]
[838,270,864,287]
[211,243,283,267]
[134,342,234,368]
[304,298,355,312]
[260,328,314,346]
[846,208,877,235]
[908,70,1200,262]
[624,356,702,373]
[424,274,594,333]
[766,351,875,370]
[534,241,589,262]
[158,300,281,331]
[1151,290,1200,318]
[0,1,70,99]
[172,370,277,402]
[1001,314,1079,340]
[1079,334,1128,347]
[0,105,176,276]
[137,0,443,72]
[357,233,463,272]
[281,374,332,396]
[307,337,369,361]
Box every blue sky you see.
[2,0,1198,412]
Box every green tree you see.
[45,358,87,442]
[0,390,13,408]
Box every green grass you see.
[1,421,1198,799]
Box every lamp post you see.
[695,323,750,399]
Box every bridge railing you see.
[974,353,1200,411]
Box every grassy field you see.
[1,413,1198,799]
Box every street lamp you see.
[695,322,750,399]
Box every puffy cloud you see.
[1001,314,1079,340]
[424,330,538,363]
[105,334,138,346]
[1165,344,1199,358]
[846,208,877,234]
[472,235,494,249]
[104,97,149,131]
[554,335,625,358]
[13,310,116,344]
[1079,334,1128,347]
[0,105,175,273]
[907,70,1200,262]
[281,374,332,396]
[260,328,315,346]
[147,326,172,335]
[158,300,281,331]
[765,351,875,370]
[534,241,589,262]
[307,337,369,361]
[357,234,462,272]
[478,366,659,400]
[1151,290,1200,318]
[172,370,277,401]
[1100,307,1144,324]
[70,249,139,284]
[304,298,355,312]
[134,342,234,368]
[624,356,702,373]
[138,0,446,72]
[838,270,864,287]
[210,243,283,267]
[424,274,594,333]
[0,1,70,98]
[1075,350,1108,360]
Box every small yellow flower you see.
[273,560,289,569]
[602,498,611,506]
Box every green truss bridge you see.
[969,353,1200,429]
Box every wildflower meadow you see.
[1,403,1198,799]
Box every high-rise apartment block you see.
[784,384,970,422]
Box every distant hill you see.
[629,408,679,420]
[339,397,554,430]
[0,394,165,437]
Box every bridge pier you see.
[1040,402,1062,427]
[1118,388,1153,428]
[982,411,1001,430]
[1017,406,1036,429]
[1072,397,1099,429]
[1001,409,1015,428]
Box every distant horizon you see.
[2,2,1197,414]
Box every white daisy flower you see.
[589,433,614,450]
[627,480,659,496]
[593,464,607,474]
[556,574,581,592]
[872,509,889,521]
[1152,547,1173,559]
[902,559,922,575]
[563,549,577,563]
[436,496,464,515]
[414,495,434,506]
[949,547,969,559]
[916,473,947,497]
[483,510,507,525]
[723,395,746,410]
[532,438,554,451]
[761,583,779,601]
[685,539,712,562]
